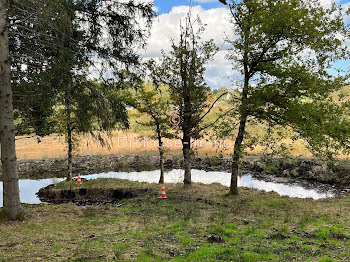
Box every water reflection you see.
[0,178,63,207]
[84,169,334,199]
[0,169,335,207]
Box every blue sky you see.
[154,0,224,14]
[148,0,350,89]
[155,0,350,14]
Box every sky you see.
[140,0,350,89]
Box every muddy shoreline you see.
[37,184,153,206]
[0,154,349,187]
[36,173,349,206]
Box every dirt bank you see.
[0,154,349,187]
[36,178,163,205]
[37,184,152,205]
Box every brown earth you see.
[37,185,152,206]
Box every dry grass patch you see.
[16,130,342,161]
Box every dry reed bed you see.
[13,131,318,161]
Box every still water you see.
[0,169,336,206]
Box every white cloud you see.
[205,50,242,89]
[142,5,234,89]
[341,3,350,23]
[142,1,350,89]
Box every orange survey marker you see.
[160,184,167,199]
[77,173,82,184]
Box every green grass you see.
[56,178,139,189]
[0,180,349,261]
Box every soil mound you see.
[37,184,152,206]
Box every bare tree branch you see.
[199,91,228,122]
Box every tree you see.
[10,0,66,137]
[0,0,21,219]
[1,0,154,218]
[0,0,65,219]
[160,13,219,184]
[125,77,173,184]
[223,0,350,195]
[11,0,154,180]
[54,80,130,180]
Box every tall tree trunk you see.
[67,124,73,180]
[229,71,249,195]
[230,112,248,195]
[158,146,164,184]
[0,1,22,219]
[182,74,192,184]
[156,123,164,184]
[180,33,192,185]
[183,135,191,184]
[65,94,73,181]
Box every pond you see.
[0,169,338,207]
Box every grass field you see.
[13,105,320,161]
[15,130,314,161]
[1,179,349,261]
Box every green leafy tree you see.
[220,0,350,195]
[159,13,219,184]
[125,77,173,184]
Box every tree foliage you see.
[158,13,219,184]
[9,0,154,178]
[125,69,173,183]
[223,0,350,194]
[11,0,154,133]
[0,0,154,217]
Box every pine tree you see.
[0,0,154,218]
[0,0,21,219]
[11,0,154,180]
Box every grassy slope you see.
[0,179,349,261]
